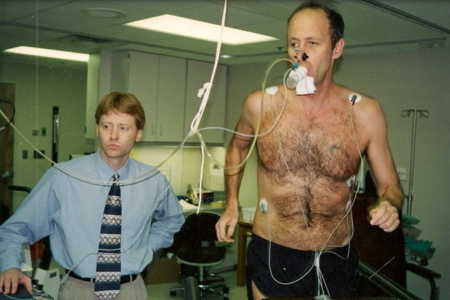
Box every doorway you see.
[0,82,15,217]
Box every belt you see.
[66,270,138,284]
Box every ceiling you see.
[0,0,449,68]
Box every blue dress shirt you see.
[0,152,184,277]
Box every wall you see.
[130,144,226,196]
[225,48,450,299]
[0,61,94,210]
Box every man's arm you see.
[0,168,58,295]
[364,101,404,232]
[149,179,185,251]
[216,92,260,242]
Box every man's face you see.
[96,111,142,167]
[287,8,343,85]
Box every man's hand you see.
[0,268,32,295]
[369,200,400,232]
[216,208,239,242]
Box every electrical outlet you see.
[397,167,407,181]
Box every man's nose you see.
[110,127,119,139]
[294,47,309,61]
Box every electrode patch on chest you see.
[265,86,279,95]
[348,93,362,104]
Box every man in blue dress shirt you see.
[0,92,184,299]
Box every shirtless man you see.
[215,1,403,299]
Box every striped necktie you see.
[95,174,121,300]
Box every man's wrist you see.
[379,198,400,211]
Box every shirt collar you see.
[94,151,131,182]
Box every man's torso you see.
[252,88,367,250]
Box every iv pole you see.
[401,109,429,215]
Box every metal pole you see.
[408,109,417,215]
[52,106,59,164]
[401,109,429,215]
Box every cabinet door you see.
[184,60,227,144]
[156,56,187,142]
[127,51,159,141]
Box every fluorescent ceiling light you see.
[4,46,89,62]
[125,14,277,45]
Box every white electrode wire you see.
[265,213,316,286]
[368,256,396,280]
[186,0,227,212]
[187,3,294,208]
[191,58,297,213]
[56,143,182,186]
[195,144,206,214]
[3,180,175,300]
[33,2,41,198]
[270,95,317,250]
[193,59,292,141]
[221,58,294,170]
[192,57,296,176]
[320,103,363,251]
[315,104,363,254]
[0,106,183,187]
[316,260,331,297]
[189,0,227,136]
[265,94,317,286]
[0,101,15,131]
[308,103,364,296]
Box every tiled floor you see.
[146,270,247,300]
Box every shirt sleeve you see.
[0,168,56,272]
[148,178,184,252]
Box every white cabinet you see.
[112,51,158,141]
[110,51,186,142]
[184,60,227,144]
[91,51,226,144]
[156,55,187,142]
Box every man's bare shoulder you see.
[354,93,384,118]
[343,90,388,141]
[242,86,285,114]
[244,87,275,104]
[339,86,382,113]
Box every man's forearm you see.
[379,178,404,210]
[224,170,244,210]
[224,138,249,210]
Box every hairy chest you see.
[256,104,363,183]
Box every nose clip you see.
[294,47,309,61]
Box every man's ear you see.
[135,129,143,142]
[332,38,345,59]
[95,124,99,138]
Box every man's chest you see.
[257,108,364,181]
